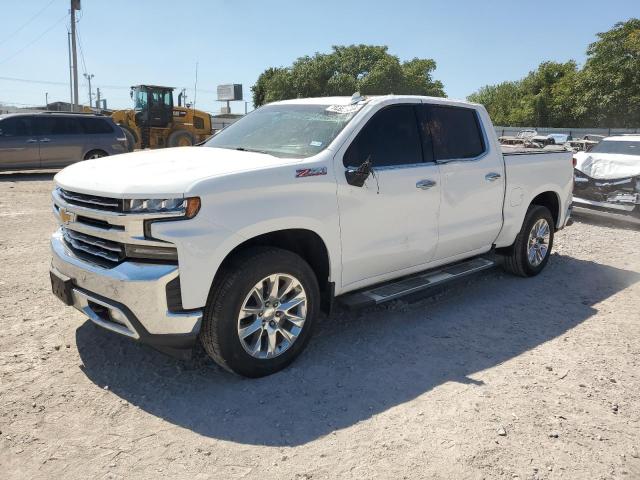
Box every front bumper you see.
[50,229,202,349]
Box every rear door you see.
[36,116,85,168]
[0,116,40,169]
[336,103,441,287]
[420,104,504,260]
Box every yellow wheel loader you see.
[111,85,213,151]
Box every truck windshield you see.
[204,103,360,158]
[591,140,640,156]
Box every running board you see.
[337,257,495,310]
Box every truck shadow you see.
[75,255,639,447]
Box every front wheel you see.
[199,248,320,377]
[500,205,555,277]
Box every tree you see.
[251,45,445,107]
[468,61,579,127]
[576,19,640,127]
[467,18,640,128]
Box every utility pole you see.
[67,30,73,110]
[84,73,94,108]
[45,92,49,109]
[95,87,101,109]
[70,0,81,112]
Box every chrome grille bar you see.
[58,188,122,211]
[62,227,123,263]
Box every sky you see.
[0,0,638,114]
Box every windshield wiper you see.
[234,147,271,155]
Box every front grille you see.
[58,188,125,212]
[62,227,124,265]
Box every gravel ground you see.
[1,171,639,480]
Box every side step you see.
[337,257,495,310]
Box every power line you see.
[0,75,131,90]
[0,0,56,47]
[75,22,88,75]
[0,75,69,86]
[0,12,68,66]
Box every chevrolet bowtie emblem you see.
[59,208,75,224]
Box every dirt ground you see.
[0,171,639,480]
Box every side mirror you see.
[345,157,372,187]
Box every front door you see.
[336,103,441,287]
[0,116,40,169]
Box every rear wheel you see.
[199,248,320,377]
[167,130,195,147]
[84,149,108,160]
[500,205,555,277]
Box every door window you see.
[0,116,33,137]
[38,117,82,136]
[343,104,423,168]
[421,105,485,161]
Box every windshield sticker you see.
[325,104,363,114]
[310,141,323,147]
[296,167,327,178]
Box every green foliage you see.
[468,18,640,127]
[251,45,445,107]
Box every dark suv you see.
[0,112,127,170]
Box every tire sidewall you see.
[520,206,555,276]
[168,130,194,147]
[206,249,320,377]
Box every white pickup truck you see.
[50,95,573,377]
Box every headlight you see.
[126,197,200,218]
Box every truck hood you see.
[575,151,640,180]
[54,147,299,197]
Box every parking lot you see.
[0,171,639,480]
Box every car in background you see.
[573,135,640,222]
[0,112,127,170]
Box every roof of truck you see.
[271,95,477,108]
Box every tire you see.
[84,149,108,160]
[167,130,195,147]
[500,205,555,277]
[200,247,320,377]
[121,127,136,152]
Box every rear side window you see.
[80,117,114,134]
[344,104,422,168]
[38,116,82,135]
[0,116,33,137]
[422,106,485,160]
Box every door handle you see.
[40,138,51,143]
[485,172,502,182]
[416,179,437,190]
[26,138,38,143]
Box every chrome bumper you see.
[50,229,202,345]
[573,195,639,212]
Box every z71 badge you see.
[295,167,327,178]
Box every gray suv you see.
[0,112,127,170]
